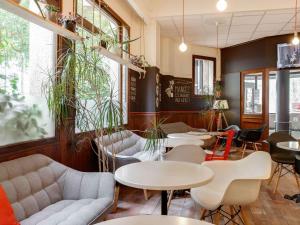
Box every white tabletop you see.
[167,133,212,140]
[187,131,224,136]
[97,215,213,225]
[162,138,204,148]
[277,141,300,152]
[115,161,214,191]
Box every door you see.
[240,69,269,138]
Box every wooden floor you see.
[107,149,300,225]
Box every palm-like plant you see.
[43,41,123,172]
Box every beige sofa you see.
[0,154,115,225]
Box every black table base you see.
[161,191,168,215]
[284,193,300,203]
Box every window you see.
[0,3,56,146]
[193,55,215,96]
[75,0,129,133]
[243,73,263,114]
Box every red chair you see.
[205,130,235,161]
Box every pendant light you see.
[292,0,300,45]
[216,0,228,12]
[179,0,188,52]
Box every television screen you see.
[277,43,300,69]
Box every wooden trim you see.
[192,55,216,97]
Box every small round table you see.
[162,138,204,148]
[167,133,212,140]
[98,215,213,225]
[277,141,300,203]
[115,161,214,215]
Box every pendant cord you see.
[182,0,185,40]
[295,0,298,35]
[216,22,219,49]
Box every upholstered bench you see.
[0,154,115,225]
[93,130,164,171]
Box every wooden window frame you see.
[192,55,216,97]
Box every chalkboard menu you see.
[174,79,192,103]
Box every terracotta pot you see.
[13,0,21,3]
[100,40,107,49]
[45,10,58,23]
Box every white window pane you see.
[0,7,55,146]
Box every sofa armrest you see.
[62,170,115,201]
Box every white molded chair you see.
[191,151,272,225]
[164,145,206,164]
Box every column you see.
[276,70,290,132]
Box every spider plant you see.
[43,40,123,172]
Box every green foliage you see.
[143,118,167,154]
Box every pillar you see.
[276,70,290,132]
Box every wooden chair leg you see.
[273,164,283,194]
[200,208,207,220]
[214,210,221,225]
[112,185,120,213]
[293,168,300,191]
[240,207,249,225]
[143,189,149,200]
[167,190,174,208]
[229,206,236,225]
[268,163,279,185]
[242,142,247,158]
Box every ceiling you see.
[130,0,300,48]
[158,8,300,48]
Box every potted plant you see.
[59,13,78,32]
[44,4,60,23]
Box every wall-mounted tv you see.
[277,43,300,69]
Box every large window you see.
[193,55,215,96]
[0,2,56,146]
[75,0,129,133]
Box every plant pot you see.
[62,20,76,32]
[45,10,58,23]
[13,0,21,3]
[100,40,107,49]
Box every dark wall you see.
[221,34,293,125]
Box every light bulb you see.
[216,0,227,12]
[292,32,300,45]
[179,39,188,52]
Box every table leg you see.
[161,190,168,215]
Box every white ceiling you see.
[158,8,300,48]
[130,0,300,48]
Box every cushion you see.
[20,198,113,225]
[0,185,20,225]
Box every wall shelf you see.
[0,0,82,41]
[93,46,146,73]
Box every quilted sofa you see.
[93,130,164,171]
[0,154,115,225]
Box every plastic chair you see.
[238,124,266,158]
[264,131,299,193]
[191,152,272,225]
[205,130,235,161]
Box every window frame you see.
[192,55,216,97]
[0,0,61,150]
[75,0,130,127]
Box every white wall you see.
[160,37,221,80]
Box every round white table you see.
[98,215,213,225]
[115,161,214,215]
[162,138,204,148]
[167,133,212,140]
[277,141,300,203]
[277,141,300,152]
